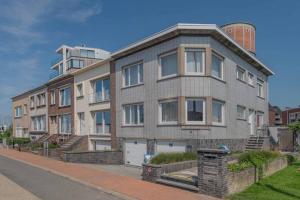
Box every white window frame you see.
[122,62,143,87]
[248,72,254,86]
[30,96,35,108]
[59,86,71,107]
[77,112,85,134]
[50,90,56,105]
[237,105,246,120]
[159,99,178,125]
[31,115,46,131]
[59,114,72,135]
[76,83,84,97]
[185,98,205,124]
[15,106,22,118]
[212,100,225,126]
[90,78,110,103]
[236,66,246,82]
[256,111,264,128]
[211,52,224,80]
[257,78,264,98]
[37,93,46,107]
[184,48,205,75]
[159,51,178,79]
[92,111,111,135]
[123,103,144,126]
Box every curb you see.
[0,151,136,200]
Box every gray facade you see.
[115,35,269,154]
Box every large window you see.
[91,78,110,103]
[93,111,111,134]
[212,100,225,125]
[60,114,71,134]
[185,49,205,74]
[60,87,71,107]
[80,49,95,58]
[236,66,246,82]
[186,99,205,124]
[123,104,144,125]
[257,79,264,98]
[123,63,143,87]
[37,93,46,107]
[159,52,178,78]
[31,116,46,131]
[67,59,84,69]
[15,106,22,117]
[237,105,246,120]
[211,53,224,80]
[159,99,178,124]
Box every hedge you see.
[150,152,197,165]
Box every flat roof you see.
[111,23,274,76]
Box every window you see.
[50,90,56,105]
[37,93,46,107]
[185,49,205,74]
[236,66,245,82]
[257,79,264,98]
[59,63,63,75]
[248,72,254,85]
[93,111,111,134]
[15,106,22,117]
[30,96,35,108]
[159,99,178,124]
[67,59,84,69]
[123,63,143,87]
[186,99,205,124]
[60,114,71,134]
[256,112,264,128]
[237,105,246,120]
[16,127,23,138]
[212,100,225,125]
[90,78,110,103]
[159,51,178,78]
[123,104,144,125]
[60,87,71,107]
[76,84,83,97]
[211,53,224,80]
[78,112,85,134]
[80,49,95,58]
[31,116,46,131]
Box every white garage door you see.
[156,141,186,154]
[94,140,111,151]
[124,139,146,166]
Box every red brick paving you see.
[0,148,219,200]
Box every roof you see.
[111,23,274,76]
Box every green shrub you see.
[286,154,296,165]
[7,137,31,145]
[150,152,197,165]
[228,161,253,172]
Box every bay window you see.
[212,52,224,80]
[123,104,144,125]
[186,98,205,124]
[159,99,178,124]
[159,51,178,78]
[185,49,205,74]
[60,87,71,107]
[123,63,143,87]
[212,100,225,125]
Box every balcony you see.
[89,92,110,104]
[49,69,63,80]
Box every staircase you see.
[246,125,271,151]
[156,174,198,192]
[59,135,84,151]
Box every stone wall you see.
[142,160,197,182]
[63,150,123,164]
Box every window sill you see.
[121,83,144,90]
[59,105,71,108]
[89,133,111,137]
[121,125,144,128]
[76,96,84,100]
[157,75,179,82]
[257,96,265,100]
[248,83,255,88]
[211,76,226,83]
[237,118,247,121]
[184,73,205,77]
[157,123,178,127]
[89,100,110,106]
[37,105,46,109]
[14,116,22,119]
[211,123,226,127]
[237,78,247,84]
[50,104,56,107]
[181,124,210,130]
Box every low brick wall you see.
[63,150,123,164]
[227,157,288,195]
[142,160,197,182]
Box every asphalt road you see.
[0,155,122,200]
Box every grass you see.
[150,152,197,165]
[229,162,300,200]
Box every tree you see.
[288,122,300,152]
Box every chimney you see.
[221,22,256,55]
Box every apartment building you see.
[12,93,29,138]
[282,107,300,125]
[74,60,113,150]
[111,23,274,166]
[28,85,48,140]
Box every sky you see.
[0,0,299,123]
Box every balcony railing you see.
[49,69,63,80]
[51,56,63,66]
[89,92,110,104]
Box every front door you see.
[248,109,255,135]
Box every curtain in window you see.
[161,101,178,122]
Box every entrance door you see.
[248,109,255,135]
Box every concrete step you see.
[156,179,198,192]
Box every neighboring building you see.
[11,93,30,138]
[28,85,48,140]
[269,104,282,126]
[111,23,274,166]
[49,45,110,80]
[73,59,113,150]
[282,107,300,125]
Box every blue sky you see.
[0,0,299,122]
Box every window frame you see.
[76,83,84,98]
[257,78,264,98]
[184,48,205,75]
[185,98,206,124]
[212,99,225,126]
[59,86,71,107]
[15,106,23,118]
[248,72,254,86]
[158,51,178,79]
[237,105,246,120]
[211,52,224,81]
[90,77,110,103]
[30,96,35,108]
[59,114,72,134]
[236,66,246,82]
[92,111,111,135]
[122,62,143,88]
[50,90,56,105]
[123,103,144,126]
[159,98,178,125]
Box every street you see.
[0,155,122,200]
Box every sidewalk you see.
[0,148,219,200]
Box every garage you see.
[93,140,111,151]
[156,141,186,154]
[124,139,147,166]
